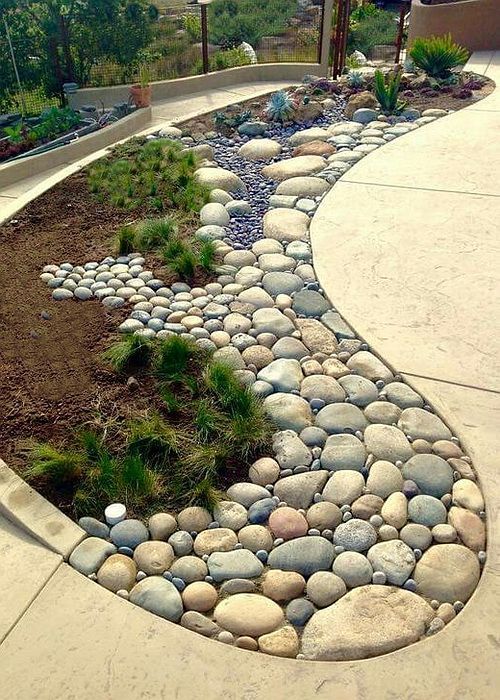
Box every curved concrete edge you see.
[0,459,85,559]
[0,108,152,190]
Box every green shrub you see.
[410,34,469,79]
[373,69,406,115]
[116,225,137,255]
[208,0,296,48]
[182,13,202,42]
[347,9,396,58]
[209,47,251,72]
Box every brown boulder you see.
[345,91,378,119]
[293,140,336,157]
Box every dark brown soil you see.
[0,173,211,515]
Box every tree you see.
[0,1,159,98]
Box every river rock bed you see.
[43,99,486,661]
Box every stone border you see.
[0,108,152,191]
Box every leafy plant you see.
[198,240,217,272]
[347,8,397,58]
[213,108,252,132]
[373,69,407,115]
[265,90,296,122]
[183,13,202,42]
[410,34,469,79]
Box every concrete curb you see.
[0,459,85,560]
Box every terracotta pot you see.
[130,84,152,108]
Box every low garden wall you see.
[407,0,500,52]
[68,63,330,111]
[0,107,152,190]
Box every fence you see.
[0,0,325,117]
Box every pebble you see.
[133,541,174,575]
[181,581,218,612]
[306,571,346,607]
[332,551,373,588]
[262,569,306,601]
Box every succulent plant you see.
[265,90,296,122]
[346,71,365,89]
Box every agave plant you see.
[409,34,469,79]
[265,90,296,122]
[373,69,407,115]
[347,71,365,89]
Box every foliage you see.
[265,90,296,122]
[209,47,251,72]
[213,108,252,132]
[24,334,273,516]
[0,1,159,102]
[347,8,396,58]
[134,217,177,251]
[208,0,297,48]
[297,27,319,48]
[87,138,209,213]
[30,107,81,140]
[373,69,406,115]
[309,78,341,95]
[409,34,470,79]
[182,12,201,42]
[116,225,137,255]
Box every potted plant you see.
[130,64,152,108]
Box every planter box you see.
[0,107,152,190]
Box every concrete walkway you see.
[0,80,292,223]
[1,60,500,698]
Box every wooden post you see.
[340,0,351,74]
[395,1,409,65]
[200,3,209,74]
[332,0,345,78]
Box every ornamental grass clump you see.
[87,138,210,214]
[23,335,272,517]
[410,34,469,80]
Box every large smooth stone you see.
[214,593,284,636]
[258,358,303,392]
[289,127,329,146]
[448,507,486,552]
[366,460,404,497]
[315,403,368,434]
[263,208,310,242]
[321,434,366,471]
[129,577,183,621]
[238,138,282,160]
[301,585,434,660]
[274,471,329,509]
[364,424,414,462]
[97,554,137,592]
[264,393,313,432]
[276,176,330,197]
[292,289,330,317]
[272,430,312,469]
[398,407,452,442]
[322,470,365,506]
[252,307,296,337]
[414,544,480,602]
[295,318,338,354]
[402,454,454,498]
[346,352,394,382]
[262,156,326,181]
[69,538,117,576]
[207,550,264,582]
[268,536,334,577]
[195,167,246,192]
[367,540,416,585]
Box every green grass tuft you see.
[135,217,178,252]
[22,442,83,484]
[102,334,154,373]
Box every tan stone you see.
[351,494,384,520]
[182,582,218,612]
[262,569,305,602]
[448,507,486,552]
[414,544,480,602]
[452,479,484,513]
[248,457,280,486]
[258,626,300,658]
[133,541,174,576]
[238,525,273,552]
[262,156,326,182]
[322,357,350,378]
[177,506,212,533]
[238,138,282,161]
[97,554,137,593]
[262,208,310,242]
[293,140,335,158]
[235,635,259,651]
[213,593,284,637]
[345,91,378,119]
[193,528,238,556]
[381,492,408,529]
[301,585,434,660]
[295,318,339,354]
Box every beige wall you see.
[408,0,500,52]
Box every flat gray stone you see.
[207,550,264,582]
[367,540,416,585]
[274,471,329,509]
[268,536,334,577]
[321,434,366,471]
[315,403,368,434]
[364,424,414,462]
[264,393,313,431]
[402,454,454,498]
[398,408,452,443]
[292,289,330,317]
[69,538,116,575]
[129,577,183,622]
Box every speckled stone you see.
[262,569,306,602]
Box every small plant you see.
[198,240,217,272]
[116,225,136,255]
[135,217,177,251]
[373,69,407,115]
[213,108,252,132]
[347,70,365,89]
[162,238,198,280]
[154,335,202,383]
[128,412,180,466]
[22,442,83,484]
[345,53,362,70]
[183,13,202,42]
[410,34,469,79]
[102,334,155,373]
[265,90,296,122]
